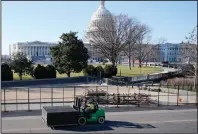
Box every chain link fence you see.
[1,83,197,112]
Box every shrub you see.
[180,64,195,76]
[112,66,118,76]
[104,65,117,78]
[165,77,194,86]
[45,65,56,78]
[95,65,104,78]
[104,65,111,78]
[34,64,47,79]
[83,65,96,77]
[1,63,13,81]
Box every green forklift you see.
[42,97,106,128]
[73,97,106,125]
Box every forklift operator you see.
[85,101,95,116]
[88,103,94,110]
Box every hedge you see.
[1,63,13,81]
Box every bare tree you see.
[182,26,197,89]
[157,37,167,44]
[148,38,167,63]
[144,44,154,66]
[146,44,160,63]
[133,25,151,67]
[123,23,147,70]
[86,14,135,67]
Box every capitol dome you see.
[88,1,114,32]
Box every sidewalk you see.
[2,104,197,118]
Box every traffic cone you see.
[178,97,182,103]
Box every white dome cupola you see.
[90,1,112,21]
[88,1,113,31]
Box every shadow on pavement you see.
[52,120,155,132]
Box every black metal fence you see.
[1,84,197,112]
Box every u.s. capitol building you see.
[10,1,111,64]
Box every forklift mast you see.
[73,97,81,112]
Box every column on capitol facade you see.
[41,46,44,56]
[43,46,46,55]
[34,46,36,56]
[46,46,48,55]
[27,46,29,55]
[37,46,38,56]
[48,46,50,55]
[36,46,38,56]
[39,46,40,56]
[25,46,27,55]
[32,46,33,56]
[45,47,47,55]
[25,46,26,55]
[39,46,41,56]
[41,46,42,56]
[31,46,32,55]
[44,46,47,55]
[43,46,44,56]
[34,46,35,56]
[46,47,48,55]
[37,46,39,56]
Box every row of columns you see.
[18,46,51,56]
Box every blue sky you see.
[2,1,197,54]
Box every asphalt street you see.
[2,109,197,133]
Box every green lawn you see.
[13,64,162,80]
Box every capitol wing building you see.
[10,1,111,64]
[10,41,56,64]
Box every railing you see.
[1,84,197,112]
[105,69,182,85]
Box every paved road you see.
[2,109,197,133]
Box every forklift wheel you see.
[78,117,86,126]
[97,117,105,124]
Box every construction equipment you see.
[42,97,105,128]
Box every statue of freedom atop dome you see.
[100,0,105,8]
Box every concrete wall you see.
[1,76,96,88]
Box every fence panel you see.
[52,88,65,106]
[28,88,41,110]
[40,88,52,109]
